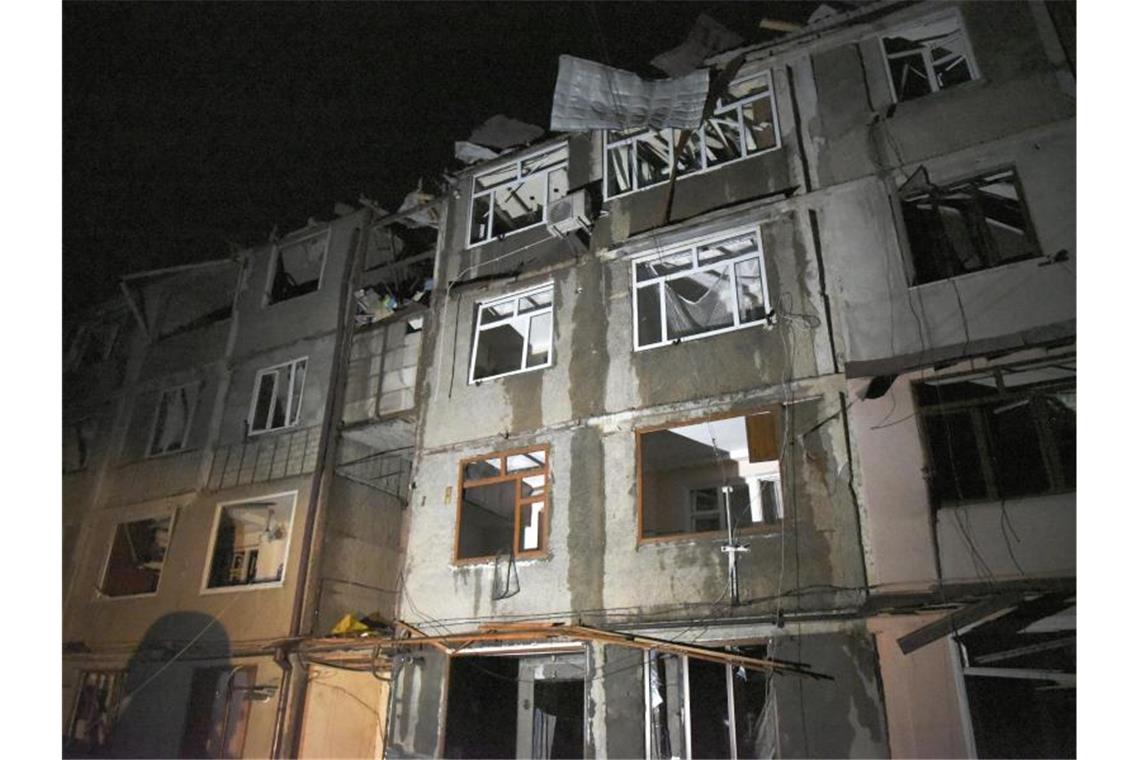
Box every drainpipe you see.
[270,208,372,758]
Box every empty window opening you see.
[68,321,120,370]
[605,72,779,199]
[646,646,770,759]
[180,666,256,759]
[917,360,1075,506]
[148,383,199,456]
[456,446,549,562]
[66,671,125,756]
[468,145,568,247]
[640,410,782,541]
[101,515,173,597]
[249,358,307,434]
[268,232,328,304]
[206,494,295,589]
[881,16,977,103]
[632,229,771,350]
[64,417,98,473]
[470,284,554,382]
[902,169,1038,285]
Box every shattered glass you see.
[664,265,735,340]
[883,17,975,102]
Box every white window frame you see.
[466,143,568,249]
[95,509,178,601]
[146,382,199,458]
[200,491,298,595]
[264,229,330,306]
[879,12,979,104]
[468,283,555,384]
[247,357,307,435]
[603,71,781,201]
[630,226,772,352]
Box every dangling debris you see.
[468,114,545,150]
[651,14,744,77]
[454,140,502,165]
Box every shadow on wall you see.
[65,612,242,759]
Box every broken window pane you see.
[606,141,634,196]
[69,322,120,370]
[443,657,520,759]
[902,170,1037,285]
[641,411,782,539]
[472,285,554,381]
[882,16,976,102]
[689,658,732,759]
[102,515,172,597]
[703,113,744,168]
[66,671,124,755]
[64,418,98,473]
[206,495,294,588]
[269,233,327,304]
[732,647,772,758]
[469,146,568,246]
[987,398,1051,499]
[647,653,686,760]
[249,359,306,434]
[148,384,198,457]
[634,230,769,349]
[457,445,549,560]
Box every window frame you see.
[453,444,551,565]
[914,360,1076,508]
[879,11,980,104]
[898,166,1041,287]
[200,491,298,595]
[264,228,331,306]
[630,225,773,351]
[466,143,569,249]
[468,283,556,384]
[247,357,308,436]
[96,509,178,601]
[66,670,126,754]
[603,70,781,201]
[145,382,200,458]
[636,406,784,546]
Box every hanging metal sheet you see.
[549,54,709,132]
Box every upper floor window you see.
[147,383,199,457]
[66,321,120,371]
[456,446,549,562]
[100,514,173,597]
[901,168,1038,285]
[248,358,307,435]
[470,284,554,382]
[639,409,782,542]
[632,228,771,350]
[63,417,98,473]
[881,16,977,103]
[468,145,568,247]
[605,72,778,199]
[916,359,1076,507]
[204,493,296,590]
[267,231,328,304]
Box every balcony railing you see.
[208,425,322,490]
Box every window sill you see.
[634,317,774,353]
[934,488,1075,511]
[907,253,1045,290]
[604,142,783,203]
[143,446,198,462]
[451,552,551,569]
[886,76,987,113]
[200,580,286,595]
[470,362,553,385]
[94,590,159,602]
[247,423,302,439]
[638,522,785,547]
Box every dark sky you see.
[63,1,816,316]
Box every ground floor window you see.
[66,671,125,756]
[180,666,256,759]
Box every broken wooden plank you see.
[897,593,1023,655]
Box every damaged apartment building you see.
[62,1,1075,758]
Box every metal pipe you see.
[269,646,292,759]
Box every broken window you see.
[916,360,1076,506]
[470,284,554,382]
[66,671,125,755]
[639,410,782,540]
[205,494,295,589]
[63,417,98,473]
[646,647,771,759]
[101,514,173,597]
[179,666,256,759]
[456,446,549,561]
[147,383,199,457]
[901,169,1038,285]
[468,144,568,247]
[67,321,120,370]
[267,231,328,304]
[632,229,770,350]
[881,16,977,103]
[248,358,306,434]
[604,72,778,199]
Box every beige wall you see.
[298,665,388,759]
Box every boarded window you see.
[902,169,1038,285]
[640,410,782,540]
[470,285,554,382]
[268,233,328,304]
[66,671,125,755]
[916,360,1076,506]
[249,358,306,434]
[881,16,977,102]
[456,447,549,561]
[632,230,770,350]
[206,495,295,589]
[101,515,173,597]
[469,145,568,247]
[148,383,199,456]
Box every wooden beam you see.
[897,593,1023,655]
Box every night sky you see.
[63,1,816,317]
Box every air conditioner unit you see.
[547,189,593,238]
